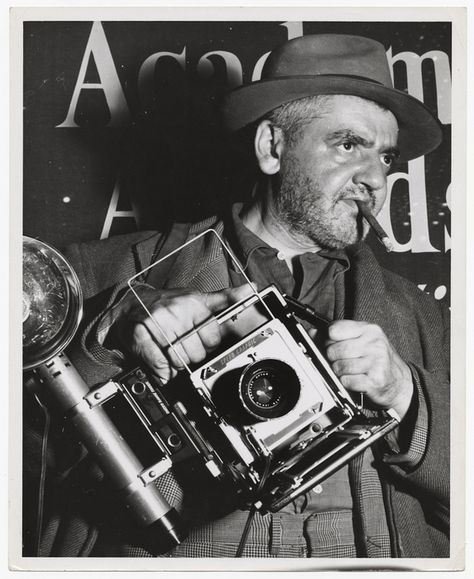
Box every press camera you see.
[23,231,399,553]
[104,232,400,513]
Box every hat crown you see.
[262,34,393,88]
[222,33,442,160]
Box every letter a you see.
[100,178,138,240]
[57,21,130,127]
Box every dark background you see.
[23,20,451,305]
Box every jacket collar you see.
[131,224,192,280]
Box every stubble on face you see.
[263,95,398,251]
[274,149,370,250]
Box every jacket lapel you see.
[346,244,424,361]
[164,220,231,292]
[345,244,388,325]
[132,231,167,275]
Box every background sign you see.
[23,20,451,304]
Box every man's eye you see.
[340,141,354,152]
[381,154,394,167]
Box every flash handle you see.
[34,353,186,546]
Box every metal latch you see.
[138,457,173,485]
[84,380,119,408]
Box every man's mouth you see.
[339,195,374,214]
[340,198,358,211]
[340,198,366,214]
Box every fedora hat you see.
[221,34,442,161]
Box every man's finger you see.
[326,338,367,362]
[204,284,255,314]
[144,308,182,348]
[190,302,224,351]
[327,320,368,342]
[166,341,191,370]
[339,373,369,392]
[176,332,208,365]
[332,357,370,376]
[133,322,178,378]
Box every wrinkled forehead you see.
[320,94,398,125]
[302,94,399,145]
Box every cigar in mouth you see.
[355,200,393,252]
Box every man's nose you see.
[352,154,387,192]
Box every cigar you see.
[355,200,393,252]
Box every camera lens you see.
[239,359,300,420]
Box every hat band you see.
[263,73,386,86]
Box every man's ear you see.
[254,120,284,175]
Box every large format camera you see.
[23,231,399,552]
[104,230,400,514]
[111,284,399,514]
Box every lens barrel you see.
[238,359,300,420]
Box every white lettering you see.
[100,179,138,239]
[252,21,303,81]
[56,22,130,128]
[388,48,451,124]
[138,47,186,103]
[434,285,447,300]
[197,51,243,88]
[444,183,451,251]
[417,284,448,301]
[378,157,439,253]
[280,21,304,40]
[252,53,270,82]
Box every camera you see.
[23,232,400,553]
[100,282,399,513]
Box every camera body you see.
[96,285,399,513]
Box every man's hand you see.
[325,320,413,420]
[115,284,254,383]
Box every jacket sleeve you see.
[381,301,450,532]
[383,366,429,468]
[62,231,165,385]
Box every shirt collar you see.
[227,202,349,270]
[228,202,274,269]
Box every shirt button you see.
[312,484,323,494]
[276,251,286,260]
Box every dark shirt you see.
[225,204,356,515]
[226,204,349,323]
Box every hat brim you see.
[221,76,443,161]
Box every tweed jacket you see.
[31,213,449,559]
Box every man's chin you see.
[328,226,366,249]
[319,231,366,250]
[288,220,364,250]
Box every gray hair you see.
[265,95,334,146]
[266,94,388,147]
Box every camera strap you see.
[235,455,272,557]
[31,392,51,557]
[283,294,331,327]
[145,222,192,289]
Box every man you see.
[42,34,449,558]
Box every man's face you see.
[274,95,399,249]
